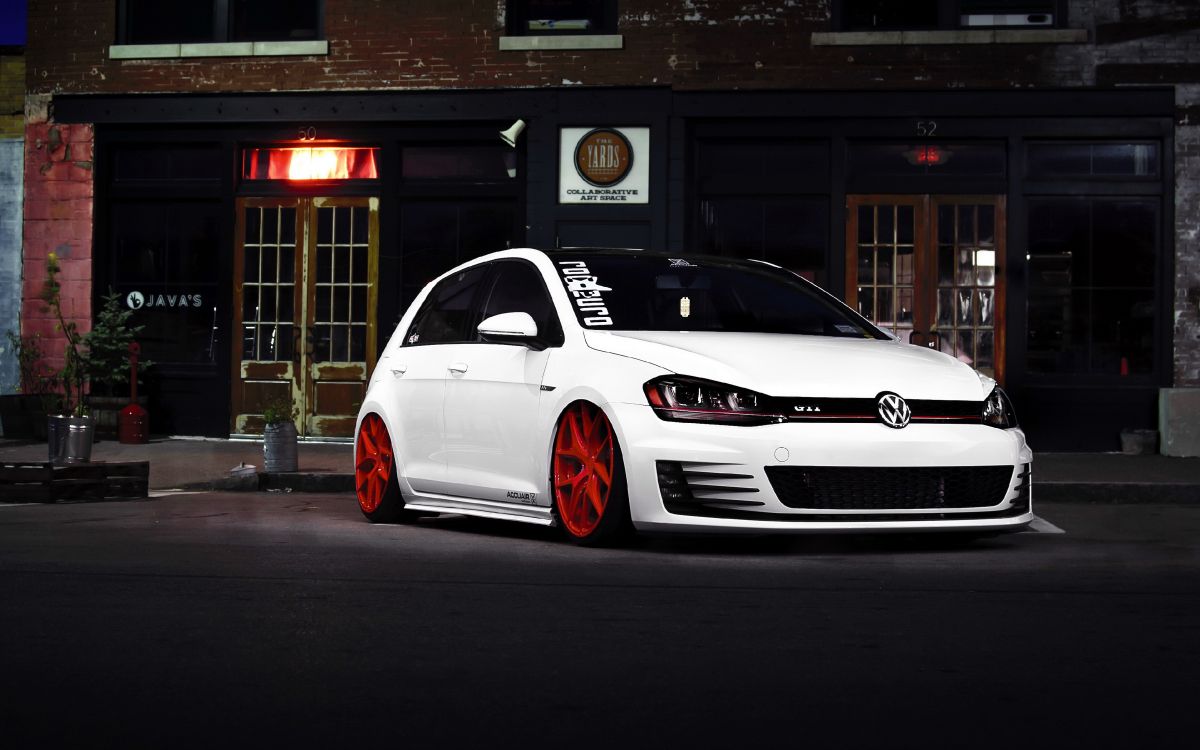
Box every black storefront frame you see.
[675,92,1175,450]
[67,87,1177,446]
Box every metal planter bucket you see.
[263,422,299,473]
[48,415,95,465]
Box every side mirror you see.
[477,312,544,349]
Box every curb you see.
[176,472,354,493]
[1036,482,1199,504]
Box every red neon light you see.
[244,147,379,181]
[914,146,942,165]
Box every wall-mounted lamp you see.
[500,119,527,148]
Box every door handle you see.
[391,365,407,378]
[448,362,468,374]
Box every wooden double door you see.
[232,197,379,437]
[846,195,1006,383]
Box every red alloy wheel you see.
[553,402,615,538]
[355,413,393,514]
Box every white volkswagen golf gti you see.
[354,248,1033,545]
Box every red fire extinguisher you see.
[118,342,149,444]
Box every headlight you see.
[982,387,1018,429]
[644,376,785,425]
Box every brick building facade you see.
[13,0,1200,451]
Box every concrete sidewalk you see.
[0,436,353,492]
[1,435,1198,502]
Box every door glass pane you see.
[857,287,874,321]
[934,203,998,376]
[937,289,953,327]
[313,204,372,363]
[241,205,297,362]
[852,203,913,337]
[896,246,914,285]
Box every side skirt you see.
[404,492,556,527]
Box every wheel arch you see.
[354,396,416,498]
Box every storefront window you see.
[399,202,520,311]
[698,140,829,194]
[1026,198,1158,376]
[834,0,1061,30]
[507,1,617,35]
[695,138,829,283]
[114,144,224,182]
[1026,142,1159,179]
[119,0,322,44]
[401,146,515,181]
[110,201,223,365]
[697,198,829,283]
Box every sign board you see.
[559,127,649,204]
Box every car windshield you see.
[551,252,888,339]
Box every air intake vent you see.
[657,461,764,510]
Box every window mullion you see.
[214,0,231,42]
[941,0,959,30]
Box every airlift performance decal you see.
[557,260,614,327]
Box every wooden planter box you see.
[0,460,150,503]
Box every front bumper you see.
[608,402,1034,534]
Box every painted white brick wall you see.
[0,139,23,393]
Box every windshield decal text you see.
[557,261,613,327]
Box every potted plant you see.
[85,289,151,437]
[261,394,299,473]
[41,251,94,464]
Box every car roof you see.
[538,247,784,270]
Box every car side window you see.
[477,261,564,346]
[403,265,490,346]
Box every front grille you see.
[784,397,983,424]
[766,465,1016,510]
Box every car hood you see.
[583,330,989,400]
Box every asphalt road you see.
[2,493,1198,749]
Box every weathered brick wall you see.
[24,0,1090,95]
[21,94,93,381]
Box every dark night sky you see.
[1,0,26,46]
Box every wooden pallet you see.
[0,461,150,503]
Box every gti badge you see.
[876,392,911,429]
[793,405,822,413]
